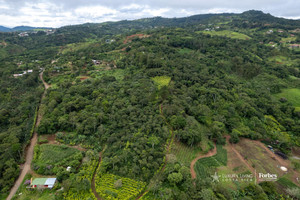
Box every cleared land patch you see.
[32,144,82,174]
[197,30,251,40]
[151,76,171,89]
[274,88,300,112]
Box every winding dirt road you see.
[190,144,217,179]
[6,71,50,200]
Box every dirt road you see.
[190,144,217,179]
[6,71,49,200]
[91,152,103,200]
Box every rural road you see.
[190,143,217,179]
[6,71,49,200]
[91,152,103,200]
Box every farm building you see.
[31,178,56,189]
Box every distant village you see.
[18,29,55,37]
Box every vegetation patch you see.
[95,173,146,200]
[32,144,82,174]
[198,30,251,40]
[194,145,227,179]
[171,141,204,166]
[268,56,297,66]
[151,76,171,89]
[274,88,300,108]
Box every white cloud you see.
[0,0,299,28]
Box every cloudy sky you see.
[0,0,299,28]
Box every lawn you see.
[197,30,251,40]
[151,76,171,89]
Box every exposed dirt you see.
[79,76,90,81]
[39,134,87,152]
[91,152,103,200]
[123,34,150,44]
[225,136,259,182]
[190,144,217,179]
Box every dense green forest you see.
[1,10,300,200]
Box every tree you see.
[168,172,183,185]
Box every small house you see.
[31,178,57,189]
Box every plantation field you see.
[277,177,299,189]
[234,139,285,177]
[171,141,204,166]
[274,88,300,111]
[34,144,80,165]
[198,30,251,40]
[151,76,171,89]
[32,144,82,174]
[95,173,146,200]
[194,145,227,179]
[63,156,98,200]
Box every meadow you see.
[197,30,251,40]
[274,88,300,111]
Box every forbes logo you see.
[258,173,277,180]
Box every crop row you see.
[195,145,227,179]
[95,173,146,200]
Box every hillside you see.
[1,10,300,200]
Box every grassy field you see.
[89,69,125,81]
[268,56,297,66]
[61,42,96,54]
[197,30,251,40]
[151,76,171,89]
[280,37,297,44]
[95,173,146,200]
[274,88,300,111]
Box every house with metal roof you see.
[31,178,56,189]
